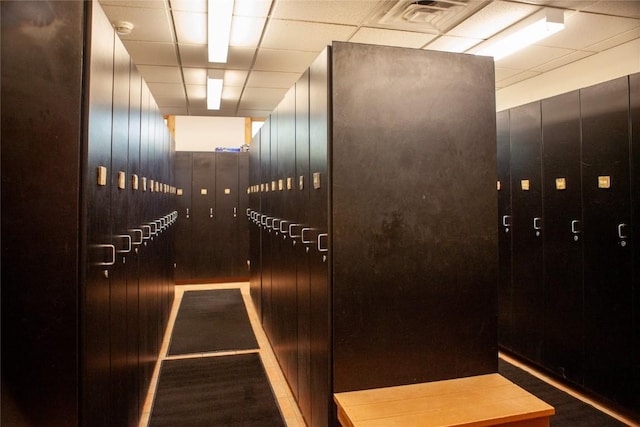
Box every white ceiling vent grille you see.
[374,0,489,34]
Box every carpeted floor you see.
[167,288,258,355]
[499,359,630,426]
[148,353,286,427]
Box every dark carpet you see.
[148,353,286,427]
[168,289,258,355]
[499,359,630,426]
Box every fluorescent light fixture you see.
[207,70,224,110]
[476,8,564,61]
[208,0,234,63]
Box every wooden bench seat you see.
[334,373,555,427]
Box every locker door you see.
[237,151,250,277]
[541,91,583,384]
[249,133,262,316]
[581,77,633,405]
[630,72,640,413]
[174,151,193,280]
[84,7,115,425]
[260,120,273,336]
[126,62,143,423]
[308,47,331,427]
[496,110,513,351]
[109,38,131,427]
[295,69,312,425]
[509,101,544,363]
[214,152,239,277]
[192,152,216,278]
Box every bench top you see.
[334,373,555,427]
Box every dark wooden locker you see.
[237,152,250,278]
[509,101,544,363]
[214,152,240,277]
[295,69,313,426]
[541,90,584,384]
[308,47,332,427]
[331,42,497,393]
[174,152,193,280]
[109,38,132,427]
[581,77,634,406]
[260,119,274,336]
[192,152,216,278]
[249,133,263,316]
[630,72,640,414]
[126,62,143,423]
[496,109,513,351]
[1,1,85,425]
[83,5,116,425]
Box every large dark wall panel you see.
[631,72,640,413]
[192,152,216,279]
[174,152,194,279]
[249,42,498,427]
[1,2,176,426]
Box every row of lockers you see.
[1,2,176,426]
[248,42,499,427]
[497,73,640,417]
[174,151,249,281]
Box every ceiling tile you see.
[186,84,206,102]
[350,27,437,48]
[583,0,640,19]
[448,1,539,39]
[246,71,301,88]
[497,70,542,87]
[271,0,384,25]
[584,26,640,52]
[237,109,272,118]
[171,0,207,13]
[183,67,207,85]
[261,19,356,52]
[532,49,596,72]
[495,67,524,82]
[239,87,287,110]
[173,10,207,44]
[234,0,273,18]
[100,1,166,9]
[230,16,267,47]
[424,35,483,53]
[253,48,320,72]
[225,70,250,87]
[147,82,186,98]
[223,86,243,102]
[494,45,575,69]
[123,41,178,66]
[137,65,183,83]
[162,106,189,115]
[101,5,173,42]
[541,11,640,50]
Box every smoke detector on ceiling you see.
[114,21,134,36]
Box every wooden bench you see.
[334,373,555,427]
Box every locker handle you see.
[93,244,116,266]
[301,227,314,244]
[186,208,189,219]
[273,218,281,230]
[289,223,302,238]
[129,229,143,245]
[209,208,213,218]
[155,219,163,232]
[266,217,274,229]
[533,217,543,230]
[261,215,267,226]
[280,220,290,234]
[246,208,251,217]
[147,222,157,236]
[115,234,132,253]
[142,225,152,240]
[571,220,581,234]
[317,233,328,252]
[618,223,629,239]
[234,207,237,218]
[502,215,512,227]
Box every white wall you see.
[174,116,245,151]
[496,38,640,111]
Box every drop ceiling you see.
[98,0,640,118]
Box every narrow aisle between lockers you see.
[138,282,305,427]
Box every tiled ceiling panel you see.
[98,0,640,117]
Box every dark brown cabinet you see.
[249,42,498,427]
[1,1,175,425]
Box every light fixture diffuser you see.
[207,70,224,110]
[475,8,565,61]
[208,0,234,63]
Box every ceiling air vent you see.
[374,0,487,34]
